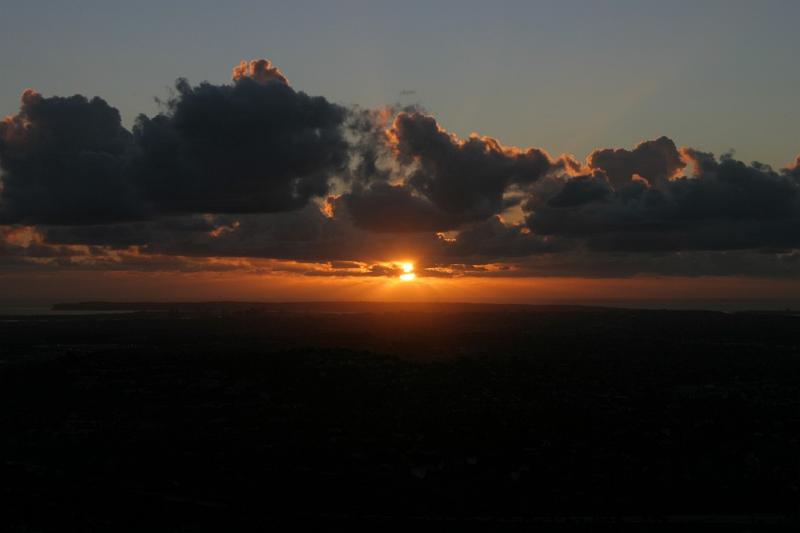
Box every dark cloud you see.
[441,216,559,262]
[2,60,800,279]
[528,149,800,252]
[385,112,570,223]
[587,136,685,189]
[34,204,555,269]
[787,157,800,180]
[42,216,217,249]
[0,59,349,224]
[500,249,800,279]
[546,172,612,207]
[133,68,349,214]
[339,182,461,233]
[37,205,446,264]
[0,90,141,225]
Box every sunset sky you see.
[2,0,800,306]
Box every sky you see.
[1,0,800,305]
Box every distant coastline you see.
[51,301,601,314]
[50,300,800,315]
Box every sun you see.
[399,262,416,281]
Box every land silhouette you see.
[2,302,800,530]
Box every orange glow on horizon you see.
[199,273,795,306]
[2,269,800,309]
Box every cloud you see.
[231,59,289,85]
[587,136,685,188]
[527,150,800,252]
[304,262,403,277]
[441,216,559,261]
[787,157,800,180]
[0,90,141,224]
[338,111,582,234]
[545,171,612,207]
[385,112,571,222]
[0,59,350,226]
[338,182,462,232]
[2,59,800,279]
[133,66,349,214]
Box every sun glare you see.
[399,262,416,281]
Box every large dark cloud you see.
[2,59,800,279]
[527,151,800,252]
[0,59,349,226]
[337,112,579,233]
[0,90,141,224]
[133,68,348,214]
[387,112,569,218]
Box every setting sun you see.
[399,262,416,281]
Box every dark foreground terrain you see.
[2,302,800,530]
